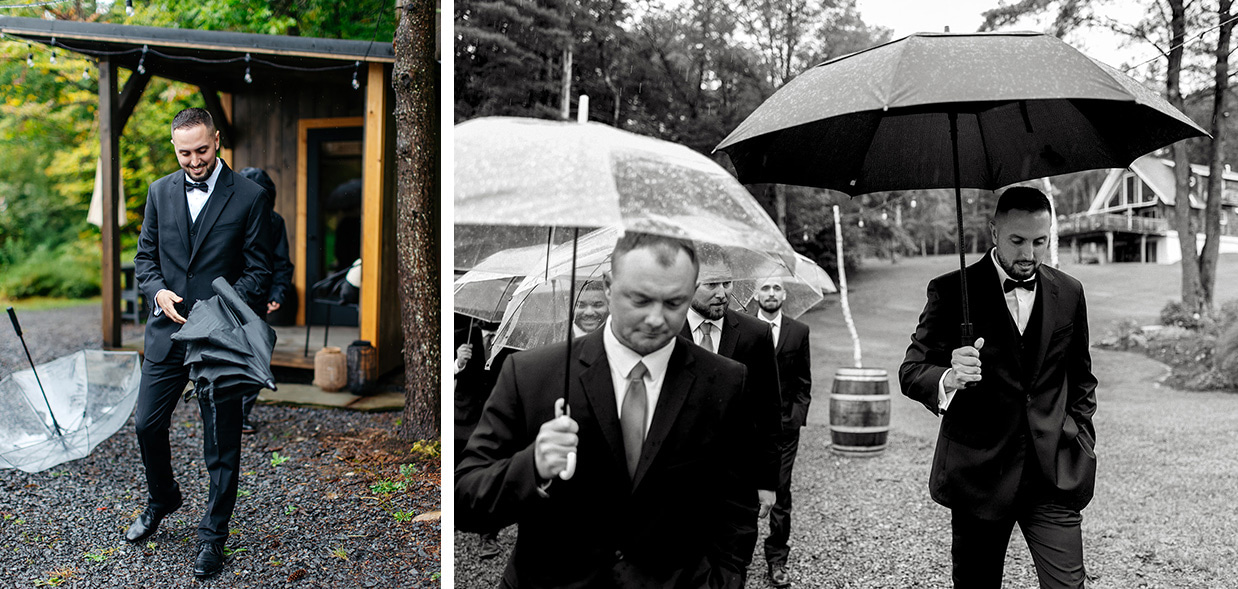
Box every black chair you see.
[120,263,147,324]
[303,267,360,357]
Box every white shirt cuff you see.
[153,289,167,316]
[937,369,956,413]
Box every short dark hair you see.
[171,107,215,135]
[611,232,698,278]
[578,279,606,294]
[239,167,276,199]
[994,186,1052,218]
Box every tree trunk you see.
[560,46,573,120]
[1201,0,1233,311]
[1168,0,1204,312]
[394,0,441,441]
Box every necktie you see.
[1004,278,1035,292]
[621,362,648,478]
[186,180,210,192]
[767,320,779,342]
[699,322,715,352]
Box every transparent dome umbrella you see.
[0,332,142,473]
[716,31,1207,343]
[737,253,837,319]
[457,117,798,404]
[455,243,557,324]
[487,225,793,366]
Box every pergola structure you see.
[0,16,404,375]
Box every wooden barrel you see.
[829,367,891,456]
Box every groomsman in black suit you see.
[130,108,272,579]
[457,232,751,588]
[680,254,781,581]
[754,276,812,588]
[900,186,1098,588]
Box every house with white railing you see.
[1057,154,1238,264]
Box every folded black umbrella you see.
[171,277,277,404]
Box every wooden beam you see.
[360,63,386,353]
[99,57,121,348]
[116,68,149,135]
[200,86,236,148]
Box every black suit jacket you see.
[899,251,1098,519]
[456,331,750,589]
[770,315,812,432]
[134,162,272,363]
[681,309,782,489]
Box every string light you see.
[125,0,134,17]
[81,66,89,80]
[136,44,146,75]
[26,42,32,67]
[351,61,360,90]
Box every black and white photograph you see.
[453,0,1238,587]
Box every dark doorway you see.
[304,126,363,326]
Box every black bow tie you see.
[186,180,210,192]
[1003,278,1036,293]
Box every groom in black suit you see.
[130,108,271,578]
[900,186,1097,588]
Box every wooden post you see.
[361,62,387,356]
[99,58,121,349]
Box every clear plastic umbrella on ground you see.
[717,31,1207,342]
[0,328,141,473]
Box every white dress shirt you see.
[938,250,1038,412]
[685,309,724,354]
[602,317,673,436]
[185,160,223,223]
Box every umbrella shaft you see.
[949,112,975,346]
[16,333,62,436]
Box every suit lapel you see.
[169,175,191,256]
[1030,271,1060,381]
[717,310,740,357]
[576,333,628,479]
[632,340,694,491]
[189,164,235,266]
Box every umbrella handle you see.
[7,306,21,336]
[6,307,62,437]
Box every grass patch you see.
[0,296,99,312]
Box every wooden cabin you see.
[1058,154,1238,264]
[0,16,403,376]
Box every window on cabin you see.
[1124,176,1136,207]
[1225,179,1238,206]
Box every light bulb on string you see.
[82,68,90,81]
[26,53,33,68]
[858,218,865,228]
[49,51,56,65]
[910,198,917,208]
[244,53,252,84]
[881,210,888,221]
[125,0,134,16]
[351,61,360,90]
[137,45,147,75]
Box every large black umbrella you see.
[171,277,277,402]
[716,31,1208,341]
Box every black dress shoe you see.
[193,541,227,578]
[124,493,183,543]
[769,563,791,587]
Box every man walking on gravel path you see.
[754,276,812,588]
[457,232,752,588]
[900,186,1098,589]
[130,107,272,579]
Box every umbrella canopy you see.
[456,116,797,267]
[739,253,837,319]
[487,225,796,363]
[454,244,555,323]
[717,31,1207,340]
[717,31,1207,194]
[0,350,142,473]
[171,277,277,400]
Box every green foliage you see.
[270,451,290,467]
[369,480,407,494]
[410,439,440,459]
[0,244,100,299]
[393,510,414,522]
[123,0,395,40]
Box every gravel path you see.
[1,306,441,588]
